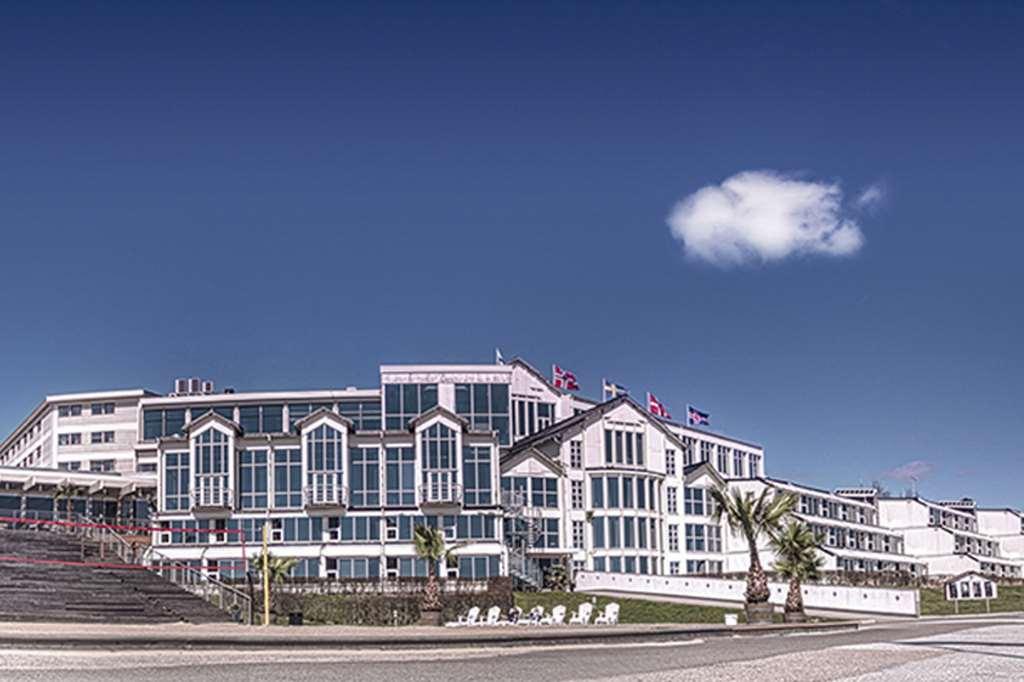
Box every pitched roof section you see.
[407,405,470,432]
[508,357,568,398]
[500,445,565,477]
[292,407,353,433]
[683,461,726,487]
[184,410,242,435]
[504,395,687,460]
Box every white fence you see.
[576,571,920,617]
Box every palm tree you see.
[769,520,825,621]
[710,486,796,621]
[413,524,460,611]
[260,550,299,584]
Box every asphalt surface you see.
[0,617,1021,681]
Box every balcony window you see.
[420,423,459,504]
[273,448,302,508]
[193,429,231,507]
[239,449,268,510]
[306,425,345,506]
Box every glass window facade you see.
[274,448,302,508]
[163,451,189,511]
[385,447,416,507]
[338,399,382,431]
[239,449,268,510]
[455,384,510,445]
[462,446,493,507]
[349,447,380,508]
[384,383,438,430]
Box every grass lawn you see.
[514,591,755,624]
[919,585,1024,616]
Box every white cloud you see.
[855,182,886,211]
[666,170,866,267]
[884,460,934,482]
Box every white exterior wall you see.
[576,571,920,617]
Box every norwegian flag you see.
[647,392,671,419]
[688,405,710,426]
[552,365,580,391]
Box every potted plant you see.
[413,524,461,625]
[769,520,825,623]
[710,486,796,624]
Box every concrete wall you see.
[576,570,920,617]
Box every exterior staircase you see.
[0,526,240,624]
[501,491,545,590]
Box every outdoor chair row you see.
[445,602,619,627]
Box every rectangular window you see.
[91,459,115,472]
[163,452,190,511]
[700,441,714,463]
[338,399,383,431]
[622,476,633,508]
[512,398,557,439]
[384,383,438,430]
[58,433,82,446]
[90,431,115,444]
[717,446,729,475]
[455,384,510,445]
[684,487,705,516]
[385,447,416,507]
[349,448,380,508]
[239,405,284,434]
[239,449,268,509]
[572,519,584,549]
[607,517,620,548]
[569,440,583,469]
[667,487,678,515]
[530,477,558,508]
[274,448,303,508]
[685,523,706,551]
[591,477,604,508]
[604,430,613,464]
[668,524,679,552]
[462,445,493,507]
[90,402,115,416]
[592,517,605,548]
[143,409,186,440]
[571,480,584,509]
[733,451,745,477]
[665,448,676,477]
[707,525,722,552]
[58,404,82,417]
[606,476,620,508]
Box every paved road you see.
[0,617,1021,681]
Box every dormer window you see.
[193,428,232,508]
[420,423,460,505]
[305,424,346,507]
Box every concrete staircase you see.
[0,528,235,624]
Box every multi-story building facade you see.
[1,357,1020,582]
[0,390,153,473]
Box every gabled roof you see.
[508,357,568,398]
[185,410,242,435]
[946,570,992,583]
[683,461,725,487]
[504,395,687,459]
[292,407,353,433]
[500,445,565,477]
[408,405,470,431]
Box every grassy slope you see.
[919,585,1024,616]
[514,591,747,624]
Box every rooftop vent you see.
[170,377,216,397]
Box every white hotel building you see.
[1,358,1020,583]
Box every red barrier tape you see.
[0,515,243,536]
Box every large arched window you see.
[421,423,458,503]
[306,424,344,505]
[193,429,231,507]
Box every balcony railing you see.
[419,480,463,507]
[303,475,348,509]
[191,483,233,510]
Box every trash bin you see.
[724,613,738,626]
[288,611,303,626]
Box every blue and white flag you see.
[687,405,710,426]
[495,348,505,365]
[603,379,629,401]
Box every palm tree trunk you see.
[423,563,441,610]
[746,542,770,603]
[785,576,803,614]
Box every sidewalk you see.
[0,619,860,650]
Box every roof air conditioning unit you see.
[174,379,189,395]
[201,380,215,394]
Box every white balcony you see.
[304,473,348,513]
[419,472,462,510]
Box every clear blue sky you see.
[1,2,1021,505]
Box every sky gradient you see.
[1,2,1022,505]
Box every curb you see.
[0,621,859,651]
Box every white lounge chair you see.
[501,606,523,626]
[568,602,593,625]
[445,605,480,627]
[540,604,566,625]
[594,602,620,625]
[474,605,501,626]
[519,605,544,625]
